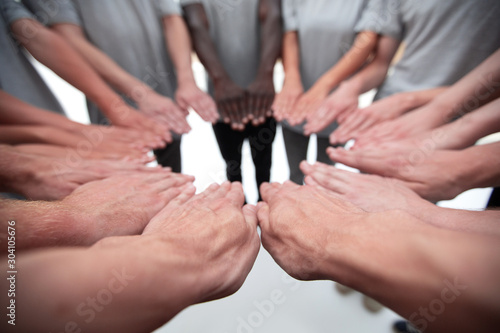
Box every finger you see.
[299,160,314,176]
[219,101,231,124]
[251,94,262,126]
[242,204,259,228]
[227,182,245,207]
[168,183,197,206]
[239,94,249,125]
[199,182,221,200]
[159,186,183,203]
[256,201,270,229]
[304,175,320,187]
[259,182,279,203]
[228,98,242,130]
[154,175,193,192]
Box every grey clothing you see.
[281,0,382,137]
[24,0,181,124]
[180,0,261,94]
[0,0,65,114]
[374,0,500,100]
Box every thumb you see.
[242,204,258,228]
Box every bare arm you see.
[246,0,282,125]
[289,31,378,126]
[258,182,500,333]
[183,3,246,129]
[0,183,259,333]
[304,35,401,134]
[0,90,165,149]
[163,14,218,123]
[50,23,190,135]
[330,86,448,144]
[0,125,91,146]
[354,49,500,145]
[272,31,304,121]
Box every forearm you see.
[0,199,85,251]
[0,90,81,131]
[254,0,282,79]
[397,87,448,113]
[164,15,197,88]
[456,142,500,191]
[341,35,400,95]
[52,24,155,105]
[432,97,500,149]
[0,126,84,147]
[0,146,34,195]
[313,31,378,94]
[413,204,500,236]
[4,235,200,333]
[11,19,131,121]
[280,31,302,87]
[430,49,500,122]
[183,4,231,83]
[330,210,500,332]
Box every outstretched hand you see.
[304,83,358,135]
[143,181,261,302]
[257,181,364,281]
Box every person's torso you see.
[73,0,177,98]
[376,0,500,99]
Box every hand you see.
[354,104,445,149]
[175,81,219,124]
[272,78,303,122]
[327,147,468,201]
[143,181,260,302]
[330,94,415,145]
[286,85,329,126]
[258,181,364,281]
[137,91,191,135]
[213,78,247,130]
[106,99,173,144]
[304,82,359,135]
[85,124,166,150]
[61,172,195,244]
[300,161,428,215]
[18,155,175,200]
[246,74,275,126]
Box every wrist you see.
[176,71,197,89]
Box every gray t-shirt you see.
[0,0,65,115]
[374,0,500,100]
[23,0,181,124]
[180,0,261,95]
[281,0,382,136]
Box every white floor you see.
[33,58,493,333]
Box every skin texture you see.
[274,31,378,127]
[354,97,500,151]
[354,49,500,148]
[303,36,401,134]
[0,90,165,150]
[257,181,500,333]
[0,145,163,200]
[289,31,378,128]
[164,15,218,123]
[327,141,500,202]
[0,172,194,251]
[50,22,190,136]
[300,161,500,236]
[329,87,447,145]
[0,182,260,333]
[10,17,171,142]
